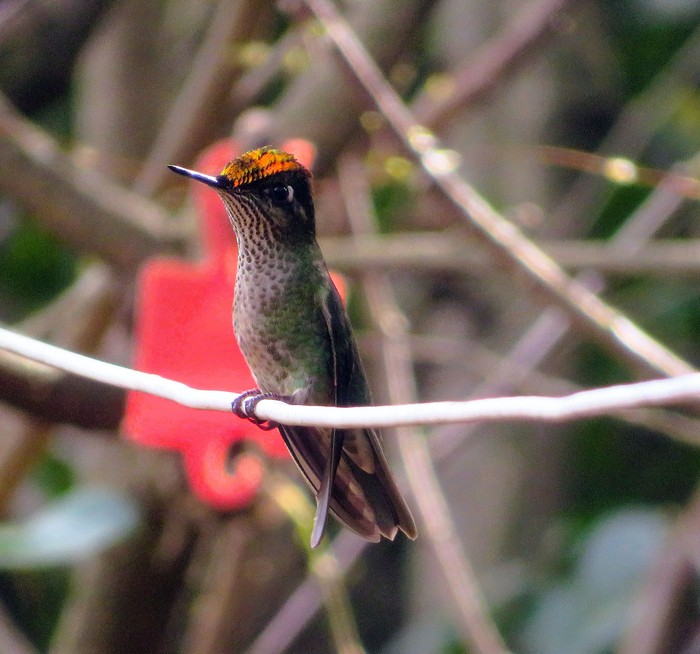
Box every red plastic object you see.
[123,139,319,510]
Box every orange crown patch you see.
[219,147,308,188]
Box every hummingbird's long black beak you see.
[168,165,223,188]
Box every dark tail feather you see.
[310,428,345,548]
[278,425,416,544]
[363,432,417,541]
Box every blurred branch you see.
[134,0,272,196]
[303,0,693,379]
[243,529,368,654]
[16,262,120,347]
[320,234,700,277]
[266,0,436,171]
[413,0,582,130]
[0,263,124,429]
[312,554,365,654]
[227,30,302,119]
[552,22,700,231]
[0,359,123,429]
[0,258,124,653]
[178,497,309,654]
[432,143,700,458]
[0,0,116,111]
[338,153,509,653]
[0,95,180,269]
[618,484,700,654]
[0,602,37,654]
[264,476,366,654]
[407,333,700,454]
[50,489,187,654]
[0,420,53,524]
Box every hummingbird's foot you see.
[232,389,287,430]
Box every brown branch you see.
[398,333,700,455]
[618,485,700,654]
[303,0,693,380]
[0,95,178,270]
[243,529,368,654]
[0,263,124,429]
[134,0,274,196]
[339,153,509,654]
[178,500,309,654]
[265,0,437,172]
[422,140,700,460]
[413,0,583,130]
[319,233,700,277]
[0,360,123,429]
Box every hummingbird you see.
[169,147,416,547]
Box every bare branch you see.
[0,263,124,428]
[319,234,700,277]
[0,95,178,269]
[266,0,436,171]
[302,0,692,379]
[134,0,271,196]
[552,23,700,231]
[243,530,368,654]
[413,0,582,129]
[339,153,509,654]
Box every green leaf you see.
[523,509,668,654]
[0,488,140,569]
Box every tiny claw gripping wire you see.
[231,389,286,430]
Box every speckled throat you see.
[217,179,333,400]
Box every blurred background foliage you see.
[0,0,700,652]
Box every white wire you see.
[1,324,699,430]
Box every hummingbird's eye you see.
[267,185,294,205]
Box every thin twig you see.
[404,333,700,452]
[302,0,693,379]
[339,153,510,654]
[0,263,124,428]
[243,530,368,654]
[551,22,700,231]
[413,0,581,129]
[434,146,700,458]
[319,234,700,277]
[0,262,120,511]
[0,95,177,269]
[134,0,262,196]
[262,476,366,654]
[266,0,436,171]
